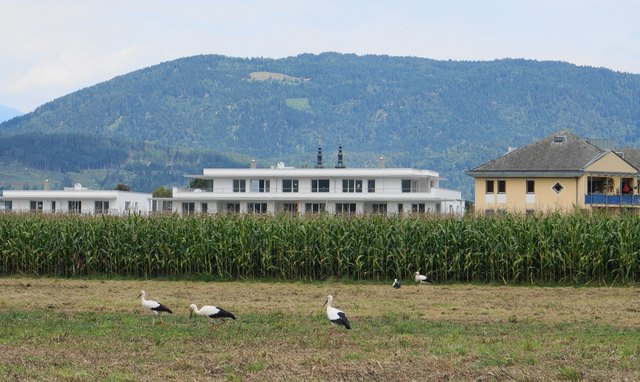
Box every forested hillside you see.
[1,53,639,197]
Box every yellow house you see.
[466,130,640,215]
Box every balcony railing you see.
[584,194,640,206]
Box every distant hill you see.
[1,53,639,197]
[0,104,22,123]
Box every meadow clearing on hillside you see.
[1,278,639,381]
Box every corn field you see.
[1,212,639,284]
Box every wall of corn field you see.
[1,212,639,283]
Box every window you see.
[248,202,268,214]
[368,180,376,193]
[162,201,172,212]
[30,201,43,211]
[95,201,110,214]
[312,179,330,192]
[552,182,564,194]
[336,203,356,215]
[305,203,326,214]
[398,203,403,214]
[372,203,387,214]
[227,203,240,214]
[233,179,246,192]
[250,179,270,192]
[342,179,362,193]
[526,180,535,194]
[68,201,82,214]
[486,180,494,194]
[283,203,298,213]
[498,180,506,193]
[51,201,56,213]
[182,202,195,215]
[201,203,208,214]
[2,201,12,211]
[282,179,299,192]
[412,203,426,213]
[401,179,413,193]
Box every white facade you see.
[168,166,464,216]
[0,183,152,215]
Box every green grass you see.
[1,309,639,380]
[1,277,639,381]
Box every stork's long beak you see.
[136,293,142,300]
[322,299,328,307]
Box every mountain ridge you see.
[1,53,639,198]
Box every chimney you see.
[250,159,257,169]
[377,156,385,168]
[315,144,324,168]
[44,179,50,191]
[335,142,345,169]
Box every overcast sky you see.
[1,0,639,113]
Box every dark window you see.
[368,180,375,193]
[342,179,362,193]
[312,179,330,192]
[282,179,299,192]
[283,203,298,213]
[526,180,535,194]
[68,201,82,214]
[95,201,109,214]
[412,203,426,213]
[372,203,387,214]
[248,203,268,214]
[305,203,326,214]
[398,203,403,213]
[182,202,195,215]
[233,179,246,192]
[552,182,564,194]
[2,201,12,211]
[498,180,506,193]
[30,201,43,211]
[201,203,208,213]
[250,179,270,192]
[402,179,412,193]
[336,203,356,215]
[227,203,240,214]
[486,180,494,194]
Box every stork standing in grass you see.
[137,290,173,326]
[189,304,236,332]
[414,271,433,286]
[323,295,351,338]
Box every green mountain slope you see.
[2,53,639,198]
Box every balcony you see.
[584,194,640,206]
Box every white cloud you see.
[0,0,639,112]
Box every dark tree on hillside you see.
[152,186,172,198]
[115,183,131,191]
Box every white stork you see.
[189,304,236,332]
[137,290,173,325]
[323,295,351,336]
[414,271,433,285]
[392,279,401,289]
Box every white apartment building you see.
[0,183,152,215]
[168,148,464,216]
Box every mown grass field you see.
[1,277,639,381]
